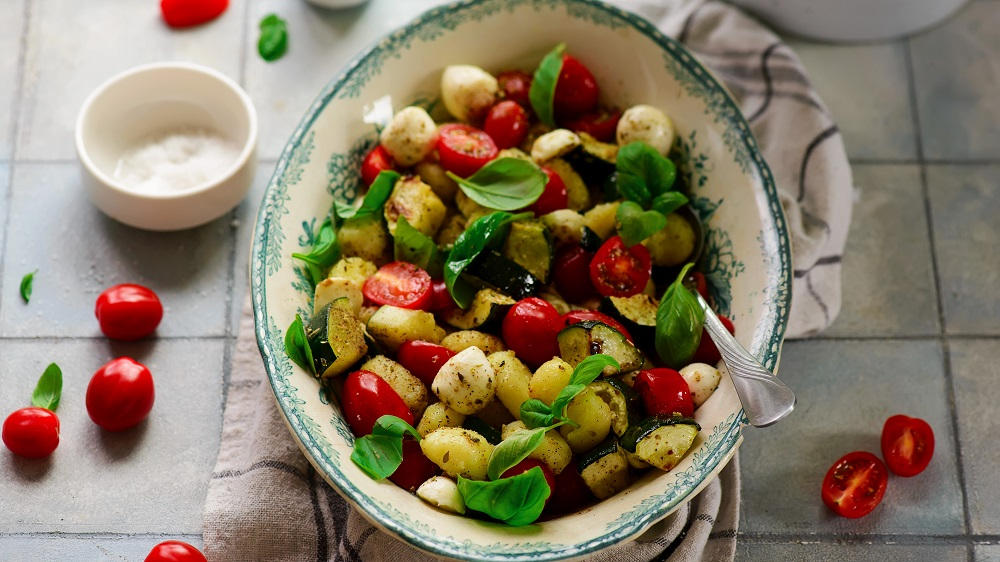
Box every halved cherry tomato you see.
[362,262,432,310]
[361,145,395,187]
[342,370,414,437]
[95,284,163,341]
[484,101,530,150]
[564,109,620,142]
[553,54,599,118]
[390,438,439,492]
[86,357,155,432]
[160,0,228,29]
[544,464,593,516]
[589,236,651,297]
[527,167,568,216]
[881,415,934,477]
[563,310,633,343]
[552,246,598,303]
[692,316,735,365]
[397,340,455,387]
[821,451,888,518]
[144,540,207,562]
[686,270,710,301]
[503,458,556,507]
[497,70,532,108]
[2,407,59,458]
[634,368,694,418]
[436,124,498,178]
[427,279,455,312]
[502,298,563,368]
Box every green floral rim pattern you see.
[251,0,792,559]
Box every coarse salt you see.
[113,128,240,195]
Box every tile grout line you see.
[736,531,1000,546]
[0,335,231,342]
[802,333,1000,342]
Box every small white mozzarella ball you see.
[530,129,581,163]
[440,65,499,123]
[432,346,497,415]
[416,476,466,514]
[616,104,675,155]
[379,106,438,166]
[679,362,722,407]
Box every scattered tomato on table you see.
[144,540,207,562]
[821,451,888,519]
[881,414,935,477]
[2,363,63,458]
[95,283,163,340]
[160,0,228,28]
[86,357,155,432]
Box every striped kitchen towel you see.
[203,1,851,560]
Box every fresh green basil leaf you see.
[292,216,339,286]
[31,363,62,411]
[258,14,288,62]
[616,141,677,206]
[519,399,555,429]
[458,467,551,526]
[371,414,421,441]
[444,211,532,308]
[616,201,667,247]
[651,191,689,216]
[487,425,552,481]
[446,158,546,210]
[655,263,705,368]
[528,43,566,128]
[549,354,620,417]
[394,216,443,278]
[335,170,401,222]
[19,270,36,303]
[350,415,421,480]
[283,314,316,375]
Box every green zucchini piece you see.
[441,288,515,330]
[578,434,620,472]
[578,436,630,499]
[556,320,644,375]
[465,250,543,300]
[462,416,502,445]
[602,293,659,348]
[306,299,368,378]
[620,416,701,471]
[589,379,640,436]
[564,132,618,185]
[580,225,603,252]
[502,220,553,283]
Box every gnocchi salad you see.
[283,44,735,526]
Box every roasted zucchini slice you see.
[462,416,502,445]
[465,250,543,301]
[564,132,618,185]
[620,416,701,471]
[441,288,515,330]
[589,378,640,436]
[602,293,659,348]
[502,220,553,283]
[578,436,630,499]
[306,299,368,378]
[556,320,644,375]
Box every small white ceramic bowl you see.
[75,62,257,231]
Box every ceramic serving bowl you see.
[251,0,791,559]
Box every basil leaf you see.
[651,191,689,216]
[447,158,546,210]
[487,425,552,481]
[519,399,555,429]
[550,354,619,417]
[292,216,339,286]
[350,415,421,480]
[394,215,443,278]
[31,363,62,411]
[372,414,421,441]
[283,314,316,375]
[458,467,551,526]
[444,211,532,308]
[334,170,401,223]
[528,43,566,128]
[655,263,705,368]
[258,14,288,62]
[616,201,667,247]
[616,141,677,206]
[19,270,36,303]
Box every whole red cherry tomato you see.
[397,340,456,387]
[497,70,532,108]
[86,357,155,431]
[502,298,563,368]
[144,540,207,562]
[881,415,935,477]
[436,124,498,178]
[635,368,694,418]
[503,458,556,504]
[342,370,414,436]
[390,438,440,492]
[821,451,889,518]
[552,246,598,303]
[564,109,620,142]
[484,101,530,150]
[362,262,432,310]
[553,54,599,118]
[95,284,163,341]
[563,310,633,343]
[589,236,652,297]
[692,316,735,365]
[160,0,228,28]
[361,145,395,187]
[427,279,455,312]
[2,407,59,458]
[544,464,593,516]
[527,167,568,216]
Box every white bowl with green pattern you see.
[251,0,791,559]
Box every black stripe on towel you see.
[320,483,350,560]
[677,4,707,45]
[746,42,782,122]
[798,125,840,202]
[794,255,842,278]
[211,459,307,481]
[309,468,329,562]
[805,272,831,325]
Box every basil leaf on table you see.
[616,201,667,248]
[487,423,562,481]
[655,263,705,368]
[458,467,551,526]
[31,363,62,411]
[446,158,546,211]
[394,215,443,278]
[291,216,339,286]
[549,354,619,419]
[334,170,401,223]
[616,141,677,206]
[258,14,288,62]
[19,270,36,303]
[283,314,316,375]
[651,191,689,216]
[528,43,566,128]
[444,211,532,308]
[350,415,421,480]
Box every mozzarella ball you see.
[616,104,675,155]
[679,362,722,407]
[379,106,438,166]
[530,129,581,163]
[432,346,497,415]
[440,65,498,123]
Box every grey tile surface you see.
[977,545,1000,562]
[0,163,234,338]
[0,339,224,533]
[736,543,967,562]
[787,40,917,160]
[926,165,1000,335]
[0,0,25,159]
[740,340,964,535]
[825,165,939,337]
[910,2,1000,160]
[229,162,273,334]
[0,535,202,560]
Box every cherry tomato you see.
[552,246,598,303]
[686,271,710,301]
[436,124,499,178]
[553,54,599,118]
[635,368,694,418]
[821,451,889,519]
[86,357,155,431]
[95,284,163,341]
[563,109,620,142]
[497,70,532,108]
[342,370,414,436]
[692,316,735,365]
[562,310,633,343]
[544,464,593,516]
[160,0,228,29]
[427,279,455,312]
[589,236,652,297]
[362,262,432,310]
[502,298,563,368]
[390,438,439,492]
[397,340,456,387]
[361,145,395,187]
[144,540,207,562]
[2,407,59,458]
[527,167,568,216]
[881,415,935,477]
[484,101,530,150]
[503,458,556,503]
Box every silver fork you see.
[696,293,796,428]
